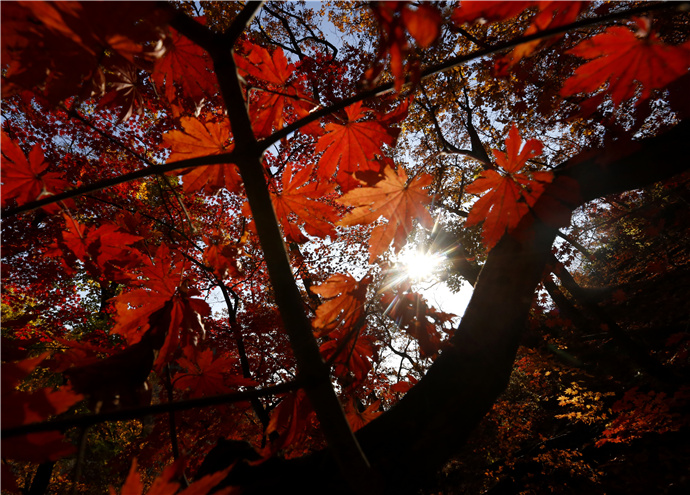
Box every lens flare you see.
[395,249,446,282]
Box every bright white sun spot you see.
[395,248,446,282]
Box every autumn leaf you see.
[271,163,338,243]
[314,102,396,187]
[465,124,553,249]
[401,4,442,48]
[495,2,586,75]
[338,164,434,262]
[164,116,232,161]
[561,21,690,108]
[152,27,217,102]
[380,290,448,357]
[162,116,241,194]
[344,398,381,432]
[263,389,316,456]
[57,216,143,281]
[111,459,234,495]
[203,237,243,280]
[173,346,256,398]
[235,43,315,139]
[2,354,83,463]
[451,1,532,25]
[1,131,67,207]
[112,243,210,366]
[96,62,147,122]
[365,2,442,91]
[311,273,371,337]
[320,331,376,383]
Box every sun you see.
[395,248,446,282]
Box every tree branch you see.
[1,381,301,439]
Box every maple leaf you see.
[465,124,553,249]
[271,163,338,244]
[365,2,442,91]
[320,331,376,383]
[203,238,243,280]
[235,43,315,139]
[163,116,242,194]
[57,216,143,282]
[402,4,442,48]
[173,346,256,398]
[380,290,447,357]
[265,390,315,454]
[344,398,381,432]
[152,27,217,102]
[2,355,84,463]
[561,21,690,107]
[111,459,233,495]
[314,102,396,188]
[311,273,371,337]
[1,131,67,207]
[495,2,586,75]
[338,164,434,262]
[111,244,210,366]
[96,62,147,122]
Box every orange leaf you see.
[338,165,434,262]
[314,102,396,186]
[465,124,552,249]
[271,163,338,243]
[320,331,376,383]
[561,23,690,107]
[344,398,381,432]
[401,4,441,48]
[163,116,241,194]
[164,116,232,162]
[311,273,371,337]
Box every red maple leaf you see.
[264,390,315,455]
[495,2,586,74]
[365,2,442,91]
[311,273,371,337]
[320,330,376,383]
[173,346,256,398]
[465,124,553,249]
[235,43,315,139]
[111,458,233,495]
[561,20,690,108]
[338,164,434,262]
[1,131,68,208]
[344,398,381,432]
[203,237,243,280]
[314,102,396,188]
[270,163,339,244]
[152,27,217,103]
[111,244,210,367]
[163,116,241,195]
[57,216,143,281]
[380,290,449,357]
[2,354,83,463]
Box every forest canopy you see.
[2,1,690,494]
